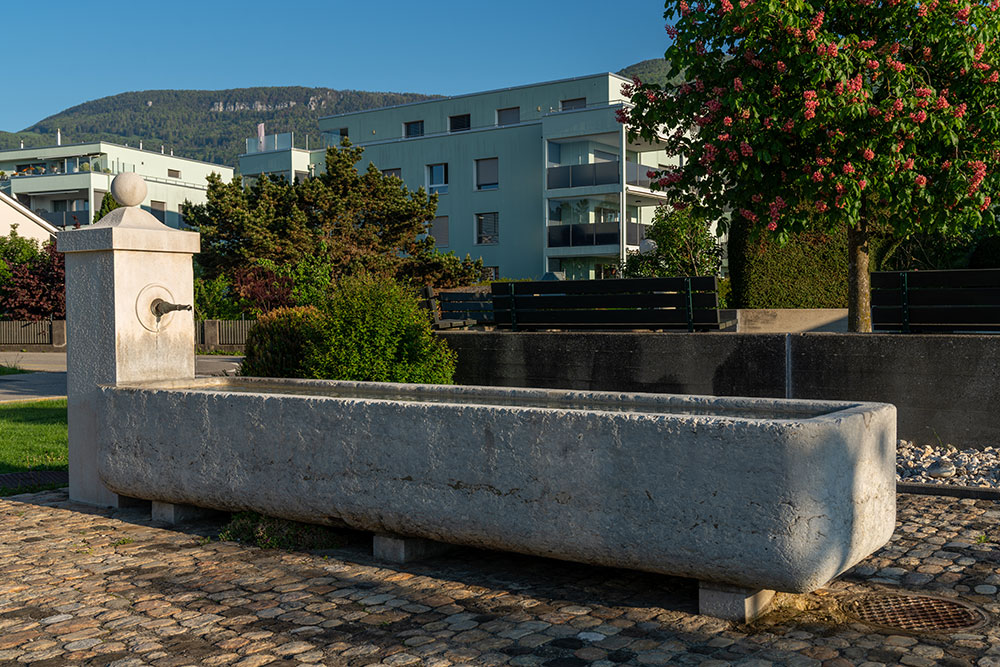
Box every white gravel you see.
[896,439,1000,488]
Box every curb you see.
[0,470,68,490]
[897,481,1000,501]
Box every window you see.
[561,97,586,111]
[428,163,448,195]
[405,120,424,138]
[382,168,402,179]
[430,216,449,247]
[150,200,166,223]
[449,114,471,132]
[482,266,499,281]
[497,107,520,126]
[548,201,563,221]
[167,168,181,178]
[339,127,349,138]
[475,158,498,190]
[594,150,618,163]
[595,207,619,223]
[476,212,499,245]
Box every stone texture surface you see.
[57,176,198,508]
[0,489,997,666]
[98,377,896,593]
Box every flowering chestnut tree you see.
[621,0,1000,330]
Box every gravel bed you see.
[897,439,1000,488]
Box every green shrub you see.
[240,306,327,378]
[303,275,455,384]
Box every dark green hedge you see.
[728,221,852,309]
[728,219,1000,309]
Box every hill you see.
[1,61,671,167]
[617,58,677,87]
[0,87,439,166]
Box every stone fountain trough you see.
[62,174,897,622]
[96,375,896,620]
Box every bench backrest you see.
[438,290,494,324]
[490,277,720,332]
[871,268,1000,333]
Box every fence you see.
[196,319,257,351]
[0,320,60,348]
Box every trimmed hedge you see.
[728,221,851,309]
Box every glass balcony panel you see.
[547,165,571,189]
[570,164,595,188]
[547,225,571,248]
[571,223,594,246]
[594,222,619,245]
[594,161,620,186]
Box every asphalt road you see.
[0,353,243,403]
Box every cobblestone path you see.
[0,490,998,666]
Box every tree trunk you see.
[847,220,872,333]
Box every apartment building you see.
[238,73,673,280]
[0,141,234,229]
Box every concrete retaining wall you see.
[98,377,896,594]
[441,331,1000,448]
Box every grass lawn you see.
[0,399,68,474]
[0,365,28,375]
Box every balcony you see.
[546,161,656,190]
[547,222,647,248]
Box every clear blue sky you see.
[2,1,667,133]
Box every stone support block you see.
[699,581,775,623]
[151,501,220,524]
[373,534,453,563]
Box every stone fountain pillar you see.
[58,173,199,507]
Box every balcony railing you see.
[547,222,647,248]
[36,211,89,228]
[546,161,656,190]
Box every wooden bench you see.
[419,287,481,330]
[490,277,721,332]
[437,289,493,326]
[871,268,1000,333]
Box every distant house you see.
[0,141,233,230]
[0,190,58,244]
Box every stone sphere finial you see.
[111,172,147,207]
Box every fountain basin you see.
[97,377,895,593]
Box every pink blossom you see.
[910,110,928,123]
[812,170,824,182]
[843,162,855,174]
[863,148,875,161]
[981,196,992,211]
[734,78,743,92]
[816,201,828,212]
[740,142,753,156]
[858,179,867,190]
[723,116,733,126]
[767,221,778,231]
[776,61,787,73]
[665,25,679,39]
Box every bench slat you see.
[491,292,717,311]
[492,277,716,296]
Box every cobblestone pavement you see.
[0,491,998,666]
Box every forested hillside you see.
[0,87,438,166]
[1,60,667,167]
[617,59,678,86]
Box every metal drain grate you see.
[843,594,987,633]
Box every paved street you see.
[0,491,997,666]
[0,354,243,403]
